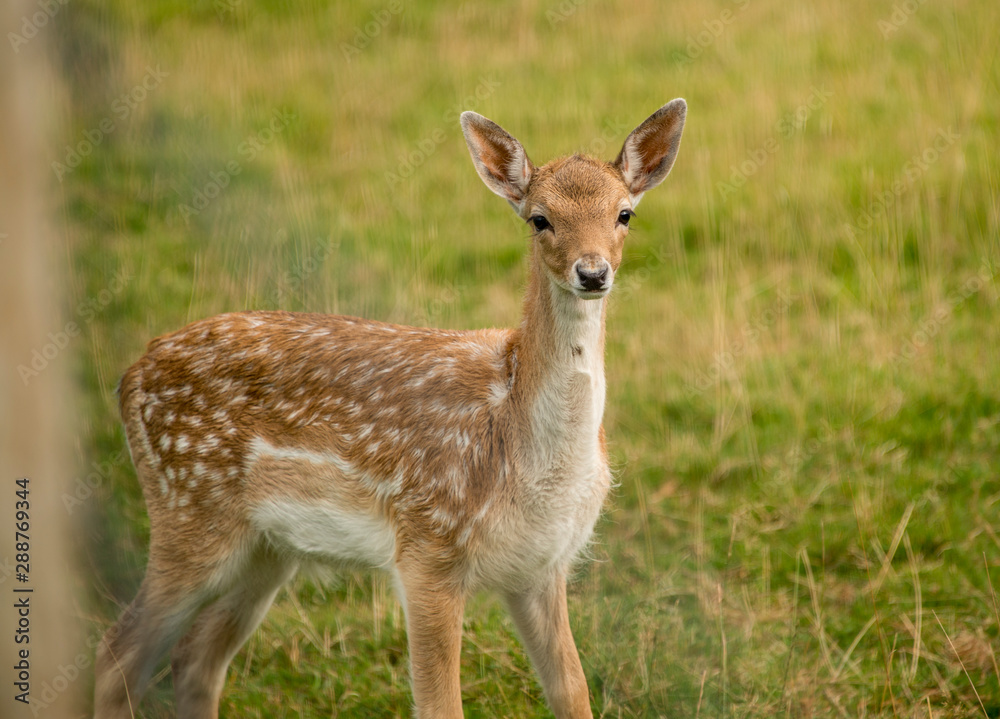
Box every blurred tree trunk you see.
[0,1,82,717]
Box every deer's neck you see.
[510,253,608,468]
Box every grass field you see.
[52,0,1000,716]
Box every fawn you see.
[94,99,686,719]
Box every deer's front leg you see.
[505,572,593,719]
[397,561,466,719]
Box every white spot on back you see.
[248,436,357,477]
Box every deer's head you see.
[461,100,686,300]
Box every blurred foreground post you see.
[0,1,82,717]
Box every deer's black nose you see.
[577,265,608,291]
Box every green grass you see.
[61,0,1000,716]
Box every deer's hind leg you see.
[94,570,206,719]
[170,544,297,719]
[95,449,268,718]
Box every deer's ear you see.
[461,112,534,212]
[614,99,686,205]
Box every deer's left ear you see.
[614,99,686,206]
[461,111,534,213]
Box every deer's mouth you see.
[570,283,612,300]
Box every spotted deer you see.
[94,99,686,719]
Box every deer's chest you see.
[466,366,610,588]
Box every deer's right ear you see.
[461,112,534,212]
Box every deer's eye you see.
[530,215,552,232]
[618,209,635,227]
